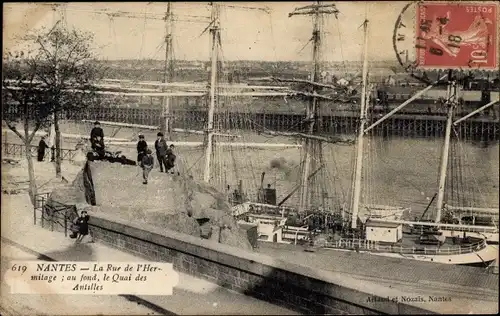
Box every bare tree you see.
[2,25,103,204]
[3,51,51,205]
[35,25,103,177]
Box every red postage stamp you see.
[415,2,498,70]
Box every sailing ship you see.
[220,3,499,266]
[48,2,498,266]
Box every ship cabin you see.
[365,220,403,243]
[246,214,288,243]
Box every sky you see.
[3,1,407,62]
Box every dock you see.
[257,241,499,310]
[62,107,500,141]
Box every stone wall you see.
[41,211,433,315]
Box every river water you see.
[192,133,500,219]
[92,123,499,218]
[9,122,499,219]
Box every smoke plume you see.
[269,157,296,182]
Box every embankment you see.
[45,161,253,250]
[39,162,439,315]
[43,206,435,315]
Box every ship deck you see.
[256,241,499,310]
[357,231,480,249]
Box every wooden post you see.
[3,130,7,155]
[33,198,37,225]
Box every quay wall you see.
[39,209,434,315]
[68,108,499,141]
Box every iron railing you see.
[34,192,51,225]
[3,142,77,162]
[34,192,78,237]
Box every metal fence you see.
[34,192,78,237]
[2,142,77,162]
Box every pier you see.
[64,107,499,141]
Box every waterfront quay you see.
[68,107,499,141]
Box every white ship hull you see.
[233,202,498,266]
[327,244,498,266]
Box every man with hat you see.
[136,134,148,163]
[154,132,168,172]
[90,121,104,150]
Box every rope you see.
[185,151,205,174]
[335,18,347,76]
[267,11,278,66]
[137,8,149,60]
[452,127,488,208]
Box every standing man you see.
[90,121,104,149]
[136,134,148,163]
[140,149,154,184]
[154,132,168,172]
[37,136,50,162]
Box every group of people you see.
[137,132,177,184]
[40,121,177,185]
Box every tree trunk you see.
[54,110,62,177]
[23,120,37,206]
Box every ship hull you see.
[324,244,498,266]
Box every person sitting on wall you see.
[90,121,104,148]
[107,151,136,166]
[70,210,94,243]
[91,135,105,158]
[165,144,176,174]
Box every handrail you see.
[33,192,51,225]
[440,225,498,233]
[321,238,488,256]
[37,194,79,237]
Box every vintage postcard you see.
[1,1,499,315]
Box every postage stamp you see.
[415,2,498,69]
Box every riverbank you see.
[66,108,500,141]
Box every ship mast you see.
[289,1,338,213]
[160,2,174,138]
[435,73,457,222]
[350,19,370,229]
[203,2,221,183]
